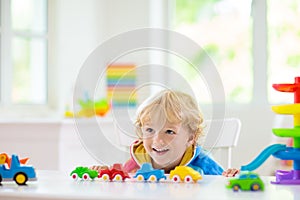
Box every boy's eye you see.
[166,129,175,135]
[146,128,154,133]
[144,127,155,134]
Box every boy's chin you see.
[152,159,174,169]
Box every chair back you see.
[201,118,241,169]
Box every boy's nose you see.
[153,131,165,142]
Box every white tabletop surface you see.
[0,170,299,200]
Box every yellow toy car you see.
[169,166,202,183]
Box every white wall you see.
[49,0,153,111]
[48,0,105,112]
[0,120,61,170]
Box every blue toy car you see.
[0,154,37,185]
[134,163,166,182]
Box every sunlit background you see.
[2,0,299,107]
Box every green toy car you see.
[226,172,264,191]
[70,166,98,181]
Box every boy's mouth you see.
[152,147,169,154]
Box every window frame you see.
[0,0,54,117]
[252,0,268,105]
[0,0,12,106]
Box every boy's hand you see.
[222,168,240,177]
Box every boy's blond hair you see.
[135,89,204,145]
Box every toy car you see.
[70,166,98,180]
[133,163,166,182]
[169,166,202,183]
[98,163,130,181]
[226,172,264,191]
[0,154,37,185]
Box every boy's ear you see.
[187,134,195,146]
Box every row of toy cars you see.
[70,163,202,183]
[70,162,265,192]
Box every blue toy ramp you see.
[241,144,286,171]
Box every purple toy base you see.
[271,170,300,185]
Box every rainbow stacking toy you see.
[241,77,300,184]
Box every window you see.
[173,0,300,104]
[239,174,247,179]
[249,174,258,179]
[267,0,300,103]
[0,0,48,107]
[173,0,252,103]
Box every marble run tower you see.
[241,77,300,184]
[271,76,300,184]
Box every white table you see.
[0,170,299,200]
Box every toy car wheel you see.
[148,175,157,182]
[0,175,2,184]
[232,184,240,192]
[82,173,90,181]
[71,173,79,180]
[172,175,181,183]
[113,174,123,182]
[184,175,193,183]
[101,174,110,181]
[14,172,28,185]
[251,183,261,191]
[136,174,144,182]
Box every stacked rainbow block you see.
[106,64,137,107]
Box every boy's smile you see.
[152,147,169,156]
[152,146,169,155]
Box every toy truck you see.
[0,154,37,185]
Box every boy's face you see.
[141,119,193,170]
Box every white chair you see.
[201,118,241,169]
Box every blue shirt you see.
[186,145,224,175]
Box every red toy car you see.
[98,163,130,181]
